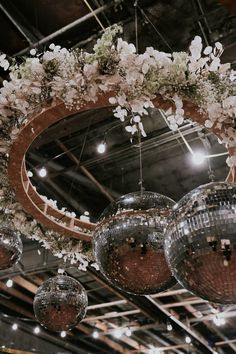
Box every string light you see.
[113,328,123,339]
[125,327,132,337]
[97,142,106,154]
[167,322,173,331]
[192,152,205,165]
[213,315,226,326]
[38,167,47,178]
[60,331,67,338]
[6,279,13,288]
[92,330,99,339]
[185,335,191,344]
[34,326,40,334]
[12,323,18,330]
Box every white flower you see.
[83,62,98,79]
[109,97,117,104]
[223,96,236,109]
[204,120,214,128]
[113,106,127,121]
[125,125,137,134]
[133,115,141,123]
[0,54,9,71]
[230,70,236,81]
[117,38,136,57]
[138,122,147,137]
[173,94,183,109]
[125,125,132,132]
[30,48,37,56]
[203,46,212,55]
[57,268,65,274]
[226,156,236,167]
[49,43,61,52]
[189,36,202,61]
[31,58,43,74]
[209,56,221,71]
[215,42,223,51]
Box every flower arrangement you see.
[0,24,236,267]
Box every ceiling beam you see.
[15,0,123,55]
[13,276,38,294]
[0,348,34,354]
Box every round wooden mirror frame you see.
[8,93,236,241]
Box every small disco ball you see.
[0,225,23,270]
[33,275,88,332]
[165,182,236,304]
[93,191,176,295]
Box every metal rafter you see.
[15,0,123,55]
[0,0,43,44]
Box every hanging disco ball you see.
[0,224,23,270]
[165,182,236,304]
[93,191,176,295]
[33,275,88,332]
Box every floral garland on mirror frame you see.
[0,24,236,268]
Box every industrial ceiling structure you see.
[0,0,236,353]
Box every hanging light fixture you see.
[33,275,88,332]
[94,191,176,295]
[165,182,236,304]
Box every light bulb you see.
[6,279,13,288]
[34,326,40,334]
[213,315,225,326]
[92,330,99,339]
[97,142,106,154]
[192,152,205,165]
[12,323,18,330]
[125,327,132,337]
[60,331,67,338]
[185,336,191,344]
[38,167,47,178]
[113,328,122,339]
[167,323,173,331]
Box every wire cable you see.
[83,0,105,30]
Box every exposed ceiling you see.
[0,0,236,353]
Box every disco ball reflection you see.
[33,275,88,332]
[93,191,176,295]
[165,182,236,304]
[0,225,22,270]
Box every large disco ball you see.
[33,275,88,332]
[0,225,23,270]
[93,191,176,295]
[165,182,236,304]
